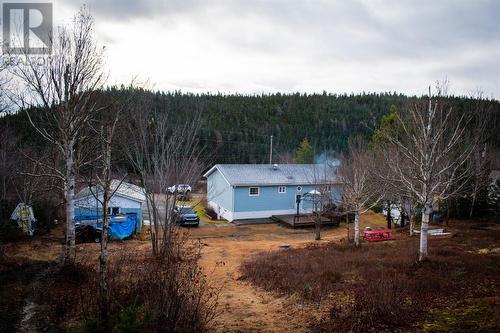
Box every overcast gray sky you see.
[58,0,500,98]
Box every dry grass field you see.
[2,212,499,332]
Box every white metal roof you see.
[75,180,146,203]
[204,164,339,186]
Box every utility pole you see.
[269,135,273,164]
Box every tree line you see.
[3,87,499,166]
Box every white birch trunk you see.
[314,201,321,241]
[65,141,76,261]
[419,203,432,261]
[354,210,360,246]
[99,187,109,321]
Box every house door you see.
[295,194,302,215]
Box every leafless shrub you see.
[41,235,218,332]
[339,137,383,246]
[123,90,205,256]
[41,262,98,325]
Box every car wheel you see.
[94,237,100,243]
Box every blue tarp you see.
[108,215,137,239]
[77,214,137,240]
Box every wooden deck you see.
[271,214,341,228]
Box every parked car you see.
[168,184,192,194]
[75,224,103,243]
[173,205,200,226]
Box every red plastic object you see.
[362,229,394,242]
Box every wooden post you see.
[346,214,349,241]
[386,201,392,229]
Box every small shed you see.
[74,180,146,233]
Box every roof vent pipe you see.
[273,164,278,170]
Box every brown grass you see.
[4,214,497,332]
[33,235,219,332]
[240,221,500,332]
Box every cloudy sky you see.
[56,0,500,98]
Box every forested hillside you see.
[157,91,409,163]
[2,89,499,165]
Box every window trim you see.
[249,187,260,196]
[278,186,286,194]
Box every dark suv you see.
[174,206,200,226]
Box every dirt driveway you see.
[188,212,386,332]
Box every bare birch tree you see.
[7,7,106,261]
[82,102,123,324]
[381,86,476,260]
[310,163,342,241]
[372,145,419,235]
[339,137,382,246]
[124,91,204,255]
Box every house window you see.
[107,207,120,215]
[297,186,302,192]
[325,185,332,192]
[278,186,286,193]
[249,187,260,196]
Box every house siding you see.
[74,194,143,232]
[206,169,234,219]
[233,185,316,212]
[205,166,344,222]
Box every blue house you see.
[204,164,342,221]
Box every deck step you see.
[271,214,340,228]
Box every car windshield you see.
[179,207,195,214]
